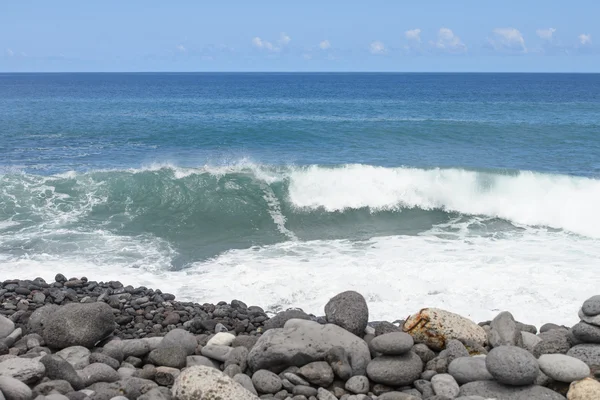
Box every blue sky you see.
[1,1,599,72]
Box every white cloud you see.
[370,41,386,55]
[489,28,527,53]
[319,40,331,50]
[579,34,592,45]
[176,44,186,52]
[432,28,467,53]
[252,33,291,52]
[6,48,14,57]
[536,28,556,40]
[405,29,421,42]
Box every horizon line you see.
[2,71,600,74]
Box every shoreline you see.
[1,274,600,399]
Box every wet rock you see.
[366,352,423,386]
[486,346,539,386]
[43,303,115,349]
[248,319,370,375]
[403,308,487,351]
[324,291,369,337]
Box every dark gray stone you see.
[488,312,522,348]
[370,332,414,355]
[157,329,196,356]
[89,352,120,370]
[263,310,311,331]
[293,385,318,397]
[43,303,115,349]
[298,361,334,387]
[27,304,60,335]
[0,316,15,340]
[366,352,423,386]
[540,323,566,333]
[252,369,282,394]
[231,335,258,350]
[412,344,435,364]
[33,380,74,395]
[458,380,567,400]
[224,346,249,371]
[147,347,186,369]
[78,363,121,386]
[40,354,85,390]
[325,346,352,381]
[486,346,539,386]
[572,321,600,344]
[414,379,434,397]
[582,295,600,316]
[324,291,369,337]
[567,344,600,368]
[533,329,572,358]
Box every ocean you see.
[1,72,599,326]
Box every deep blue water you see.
[0,73,599,270]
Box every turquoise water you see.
[1,73,599,323]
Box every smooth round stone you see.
[486,346,539,386]
[582,295,600,316]
[252,369,282,394]
[448,357,493,384]
[158,329,196,356]
[206,332,236,347]
[431,373,460,398]
[0,375,33,400]
[369,332,414,355]
[345,375,370,394]
[572,321,600,344]
[538,354,590,383]
[521,331,542,353]
[366,352,423,386]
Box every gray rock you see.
[538,353,590,383]
[45,394,69,400]
[232,335,258,350]
[431,373,459,398]
[78,363,120,386]
[421,370,437,380]
[540,323,566,333]
[103,340,149,359]
[252,369,282,394]
[0,316,15,340]
[448,357,493,384]
[412,344,435,364]
[377,392,420,400]
[366,352,423,386]
[234,373,258,395]
[324,291,369,337]
[485,346,539,386]
[567,344,600,368]
[33,380,74,396]
[298,361,334,387]
[225,346,249,371]
[325,346,352,381]
[56,346,90,370]
[42,303,115,349]
[154,366,180,386]
[0,376,33,400]
[89,353,120,370]
[147,347,186,369]
[458,380,566,400]
[223,364,242,378]
[0,358,45,384]
[200,344,233,362]
[263,310,311,331]
[185,355,220,369]
[533,329,572,358]
[344,376,369,394]
[445,339,470,363]
[572,321,600,343]
[248,319,371,375]
[578,308,600,327]
[488,311,523,348]
[157,329,196,356]
[39,354,85,390]
[369,332,414,356]
[582,295,600,316]
[88,377,158,400]
[521,332,542,353]
[293,385,318,397]
[316,388,337,400]
[137,387,172,400]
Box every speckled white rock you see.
[206,332,236,347]
[568,377,600,400]
[172,365,258,400]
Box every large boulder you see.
[324,291,369,337]
[158,329,196,355]
[43,303,115,349]
[247,319,370,375]
[459,381,567,400]
[172,365,258,400]
[27,304,60,335]
[403,308,487,351]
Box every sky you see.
[1,1,599,72]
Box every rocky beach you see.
[1,275,600,400]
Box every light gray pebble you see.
[233,373,258,395]
[431,373,459,398]
[252,369,282,394]
[345,375,369,394]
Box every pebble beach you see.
[1,275,600,400]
